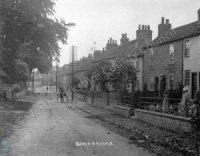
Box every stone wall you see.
[74,93,85,101]
[93,97,106,108]
[86,96,93,105]
[113,105,131,118]
[135,109,193,132]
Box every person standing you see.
[59,87,64,102]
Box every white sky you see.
[54,0,200,66]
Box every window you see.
[169,44,174,64]
[149,75,154,91]
[150,48,154,65]
[169,75,174,90]
[185,40,190,57]
[185,70,190,86]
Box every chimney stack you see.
[136,24,152,43]
[120,33,129,46]
[198,9,200,21]
[106,37,118,51]
[158,17,171,36]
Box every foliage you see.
[73,77,81,89]
[110,60,137,92]
[86,60,112,91]
[13,59,29,82]
[0,0,74,78]
[12,84,21,92]
[86,60,137,92]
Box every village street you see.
[7,89,155,156]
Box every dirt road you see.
[8,92,155,156]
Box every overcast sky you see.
[54,0,200,66]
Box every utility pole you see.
[71,45,74,101]
[59,76,60,89]
[56,61,58,92]
[32,69,34,94]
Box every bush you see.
[12,84,21,92]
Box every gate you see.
[120,92,139,109]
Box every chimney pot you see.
[161,17,164,24]
[142,25,144,30]
[139,24,141,30]
[148,25,150,30]
[198,9,200,21]
[110,38,112,43]
[113,40,114,44]
[115,40,117,44]
[166,19,169,24]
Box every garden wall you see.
[93,97,106,108]
[135,109,193,132]
[113,105,131,118]
[74,93,85,101]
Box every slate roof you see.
[60,39,143,76]
[94,40,139,61]
[145,20,200,49]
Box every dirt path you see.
[8,93,155,156]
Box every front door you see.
[192,73,197,98]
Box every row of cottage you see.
[59,9,200,99]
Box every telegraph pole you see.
[56,61,58,92]
[71,45,74,101]
[32,69,34,94]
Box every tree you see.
[86,60,112,91]
[13,59,29,83]
[3,59,29,84]
[86,59,137,92]
[110,60,137,92]
[0,0,74,80]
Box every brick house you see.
[142,9,200,98]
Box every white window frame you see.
[185,70,190,86]
[150,48,154,65]
[185,40,190,57]
[169,44,174,64]
[169,74,174,90]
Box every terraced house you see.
[142,9,200,98]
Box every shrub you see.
[12,84,21,92]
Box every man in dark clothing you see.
[59,87,64,102]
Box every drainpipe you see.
[182,39,184,86]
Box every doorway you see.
[192,72,197,98]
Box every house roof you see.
[60,40,143,76]
[93,39,140,62]
[145,20,200,49]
